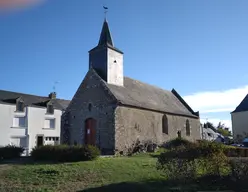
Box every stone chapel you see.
[62,19,201,155]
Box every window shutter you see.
[44,119,50,128]
[13,117,19,127]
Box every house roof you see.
[231,94,248,113]
[104,77,198,118]
[0,90,70,110]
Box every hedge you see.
[224,147,248,157]
[158,141,248,164]
[0,145,24,160]
[31,145,100,162]
[163,138,195,150]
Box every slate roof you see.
[0,90,70,110]
[98,19,114,47]
[89,19,123,54]
[232,94,248,113]
[104,77,198,118]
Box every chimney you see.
[49,92,56,99]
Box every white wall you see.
[107,48,124,86]
[27,107,62,153]
[0,104,27,147]
[0,103,62,155]
[232,111,248,142]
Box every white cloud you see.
[183,85,248,114]
[200,118,232,129]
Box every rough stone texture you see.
[63,68,117,154]
[61,111,70,145]
[114,106,201,153]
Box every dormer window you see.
[16,100,24,112]
[47,104,54,114]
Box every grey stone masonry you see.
[114,106,201,154]
[64,68,117,154]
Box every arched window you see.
[162,115,168,134]
[186,119,190,136]
[88,103,92,111]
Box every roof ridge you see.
[0,89,47,98]
[0,89,68,100]
[124,76,171,93]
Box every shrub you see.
[157,158,197,181]
[229,158,248,181]
[126,139,158,156]
[163,138,194,150]
[157,141,230,177]
[31,145,100,162]
[224,147,248,157]
[0,145,24,160]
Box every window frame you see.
[46,104,54,114]
[162,114,169,134]
[16,100,25,112]
[12,116,26,128]
[186,119,191,136]
[43,118,56,129]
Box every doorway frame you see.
[84,118,97,146]
[36,134,44,147]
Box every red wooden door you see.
[85,118,96,145]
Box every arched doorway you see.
[85,118,96,145]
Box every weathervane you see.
[103,6,108,19]
[53,81,59,93]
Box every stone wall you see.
[114,106,201,153]
[62,69,117,154]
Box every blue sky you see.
[1,0,248,128]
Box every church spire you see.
[98,19,114,47]
[89,18,124,86]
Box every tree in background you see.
[216,122,232,137]
[203,122,217,132]
[203,121,232,137]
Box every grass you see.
[0,155,167,192]
[0,153,246,192]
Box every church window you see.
[88,103,92,111]
[177,130,182,139]
[186,119,190,136]
[162,115,168,134]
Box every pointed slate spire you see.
[98,19,114,47]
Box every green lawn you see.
[0,154,241,192]
[0,155,168,192]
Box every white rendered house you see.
[0,90,70,155]
[231,94,248,142]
